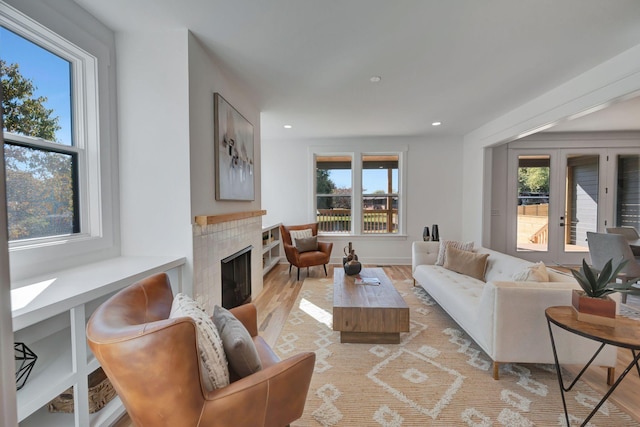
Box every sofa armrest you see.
[479,280,618,366]
[411,241,440,273]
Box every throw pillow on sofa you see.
[512,261,549,282]
[212,305,263,378]
[443,245,489,281]
[436,240,474,266]
[170,293,230,390]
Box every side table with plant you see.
[571,258,640,325]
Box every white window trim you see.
[1,2,114,283]
[309,145,407,236]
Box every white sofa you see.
[412,241,618,380]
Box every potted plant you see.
[570,258,637,326]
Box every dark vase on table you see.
[423,226,430,241]
[431,224,439,242]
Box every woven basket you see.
[48,368,117,414]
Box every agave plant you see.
[571,258,635,298]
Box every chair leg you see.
[323,264,328,276]
[297,267,300,281]
[307,267,309,277]
[288,264,292,276]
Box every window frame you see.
[311,146,407,236]
[1,2,113,282]
[361,153,400,234]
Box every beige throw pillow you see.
[212,305,263,378]
[436,240,474,266]
[443,245,489,281]
[296,236,318,253]
[512,261,549,282]
[289,228,313,247]
[170,293,230,390]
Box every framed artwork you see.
[214,93,255,201]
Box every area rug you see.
[619,302,640,320]
[274,277,638,426]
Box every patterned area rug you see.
[274,277,638,426]
[620,302,640,320]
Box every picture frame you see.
[214,93,255,201]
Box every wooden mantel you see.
[194,210,266,226]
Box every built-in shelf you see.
[262,223,282,275]
[12,255,186,427]
[195,210,266,226]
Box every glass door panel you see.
[516,155,550,253]
[616,154,640,229]
[564,154,599,254]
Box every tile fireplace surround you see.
[193,211,265,312]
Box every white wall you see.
[262,135,464,264]
[188,33,261,217]
[117,30,194,287]
[462,43,640,246]
[117,30,262,294]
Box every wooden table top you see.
[546,306,640,350]
[333,267,408,309]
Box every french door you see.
[507,148,614,265]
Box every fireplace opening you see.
[221,246,252,310]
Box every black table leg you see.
[547,318,640,426]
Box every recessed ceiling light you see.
[370,76,382,83]
[283,124,292,129]
[432,122,441,126]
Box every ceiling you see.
[71,0,640,140]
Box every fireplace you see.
[221,246,252,309]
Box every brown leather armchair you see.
[86,273,315,427]
[280,223,333,280]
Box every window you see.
[1,5,100,247]
[316,155,352,232]
[362,154,398,234]
[314,150,405,235]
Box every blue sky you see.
[330,169,398,194]
[1,26,72,145]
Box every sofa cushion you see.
[444,245,489,281]
[170,293,230,390]
[512,261,549,282]
[213,305,263,378]
[296,236,318,253]
[436,240,474,266]
[413,264,487,349]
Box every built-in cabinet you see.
[262,223,282,275]
[12,256,185,427]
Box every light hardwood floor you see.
[114,263,640,426]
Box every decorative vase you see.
[571,290,616,326]
[431,224,439,242]
[343,242,362,276]
[422,226,430,241]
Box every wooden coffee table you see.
[333,267,409,344]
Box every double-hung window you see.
[314,149,405,235]
[1,5,100,248]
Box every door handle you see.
[560,223,565,227]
